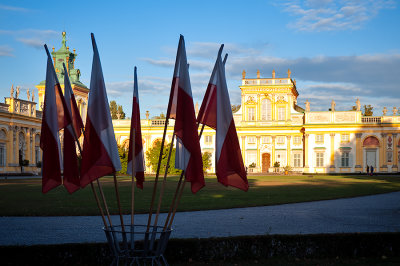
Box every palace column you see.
[355,133,363,172]
[26,129,31,167]
[392,133,398,172]
[287,135,291,166]
[304,134,309,172]
[241,136,246,166]
[257,94,261,121]
[329,133,335,171]
[256,136,261,172]
[271,136,276,166]
[380,133,387,172]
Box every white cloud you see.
[281,0,396,31]
[0,45,13,56]
[0,29,58,49]
[0,4,30,12]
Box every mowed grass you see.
[0,174,400,216]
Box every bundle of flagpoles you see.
[40,33,249,264]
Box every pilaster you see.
[329,133,335,170]
[287,135,291,166]
[241,136,246,166]
[380,133,387,172]
[304,134,309,172]
[392,133,398,172]
[256,136,261,172]
[271,136,276,166]
[355,133,362,171]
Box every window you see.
[248,107,255,121]
[276,151,286,166]
[293,136,301,144]
[277,136,285,144]
[341,134,350,142]
[278,107,285,121]
[262,136,271,143]
[247,151,257,165]
[293,153,301,167]
[316,134,324,143]
[316,152,324,167]
[35,146,41,164]
[0,143,5,167]
[261,99,272,120]
[341,152,349,167]
[205,135,212,145]
[248,136,256,144]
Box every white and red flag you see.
[197,45,248,191]
[40,44,72,193]
[167,35,204,193]
[126,66,145,189]
[80,33,121,187]
[62,63,82,193]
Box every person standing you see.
[366,165,369,175]
[370,165,374,176]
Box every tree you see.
[351,106,357,111]
[117,144,128,174]
[202,152,212,173]
[231,104,241,113]
[152,112,166,119]
[109,100,126,119]
[363,105,373,116]
[145,139,181,175]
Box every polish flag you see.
[126,66,145,189]
[197,45,248,191]
[80,33,121,187]
[167,35,204,193]
[62,63,81,193]
[40,45,72,193]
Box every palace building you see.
[1,32,399,175]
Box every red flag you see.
[80,33,121,188]
[167,35,204,193]
[197,45,248,191]
[62,63,81,193]
[127,66,145,189]
[40,44,72,193]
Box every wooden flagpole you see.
[146,114,170,231]
[113,172,126,232]
[131,129,136,227]
[164,124,206,230]
[153,134,175,228]
[163,171,183,229]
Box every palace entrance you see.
[262,153,271,173]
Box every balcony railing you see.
[361,117,381,124]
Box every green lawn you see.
[0,174,399,216]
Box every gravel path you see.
[1,191,399,246]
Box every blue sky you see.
[0,0,399,118]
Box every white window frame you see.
[0,143,5,167]
[277,136,285,145]
[341,134,350,142]
[262,136,271,144]
[316,152,324,167]
[248,136,256,144]
[316,134,324,143]
[341,152,350,167]
[205,135,212,145]
[293,136,301,144]
[293,153,301,167]
[248,107,255,121]
[278,107,285,121]
[261,99,272,121]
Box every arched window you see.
[261,99,272,121]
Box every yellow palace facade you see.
[113,69,400,174]
[1,32,399,175]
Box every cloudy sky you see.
[0,0,399,117]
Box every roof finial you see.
[242,70,246,79]
[272,69,275,78]
[257,69,260,79]
[287,69,291,78]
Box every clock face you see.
[58,59,63,62]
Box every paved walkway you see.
[1,191,399,246]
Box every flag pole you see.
[131,128,136,227]
[153,133,176,228]
[113,172,126,232]
[146,109,170,231]
[164,123,205,230]
[61,60,111,228]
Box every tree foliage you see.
[117,144,128,174]
[109,100,126,119]
[145,139,181,175]
[363,104,373,116]
[231,104,241,113]
[202,152,212,173]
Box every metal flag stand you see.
[104,224,172,266]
